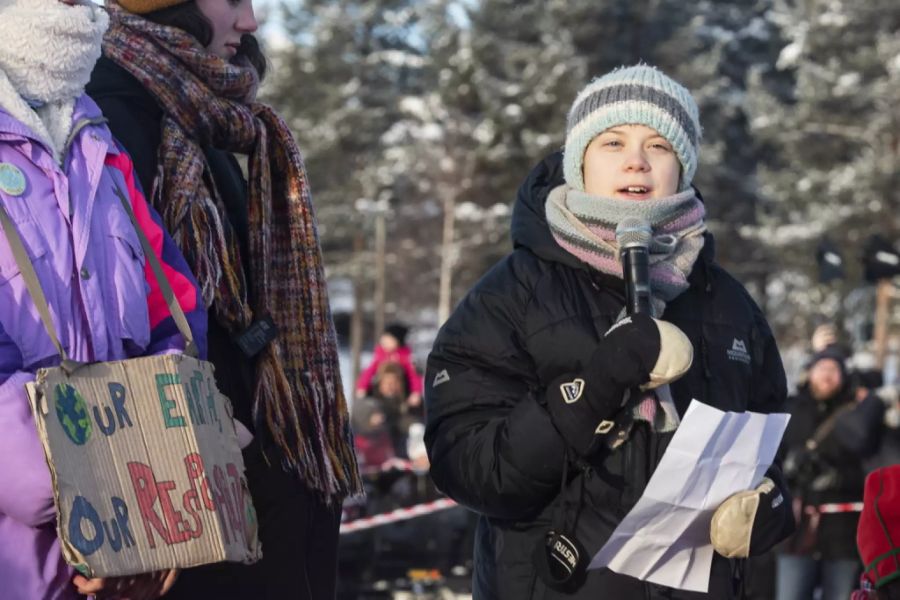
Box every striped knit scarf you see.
[546,184,707,315]
[102,4,362,501]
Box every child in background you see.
[356,323,423,409]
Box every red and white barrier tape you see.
[341,498,458,534]
[817,502,864,514]
[359,458,427,477]
[341,497,862,536]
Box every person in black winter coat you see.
[424,64,795,600]
[85,1,362,598]
[776,347,876,600]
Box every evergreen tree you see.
[660,0,789,303]
[745,0,900,339]
[264,0,425,262]
[387,0,587,316]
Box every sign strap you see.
[0,183,198,375]
[0,203,81,373]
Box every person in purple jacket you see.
[0,0,206,598]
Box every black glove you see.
[545,314,693,456]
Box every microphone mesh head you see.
[615,217,653,251]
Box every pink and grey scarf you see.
[546,184,707,315]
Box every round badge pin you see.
[0,163,26,197]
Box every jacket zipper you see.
[66,195,95,361]
[62,117,107,362]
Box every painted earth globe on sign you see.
[54,384,92,445]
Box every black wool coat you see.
[424,152,795,599]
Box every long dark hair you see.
[144,1,267,80]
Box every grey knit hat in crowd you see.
[563,64,702,192]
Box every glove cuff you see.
[641,319,694,391]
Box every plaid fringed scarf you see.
[103,4,362,501]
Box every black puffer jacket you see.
[424,153,794,599]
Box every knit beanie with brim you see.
[563,64,701,193]
[115,0,188,14]
[858,465,900,589]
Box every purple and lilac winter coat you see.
[0,95,206,599]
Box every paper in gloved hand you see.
[588,400,790,593]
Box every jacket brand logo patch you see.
[0,163,26,196]
[727,338,751,364]
[560,378,585,404]
[433,369,450,387]
[595,420,615,434]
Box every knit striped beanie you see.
[563,65,701,192]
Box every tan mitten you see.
[640,319,693,391]
[710,478,777,558]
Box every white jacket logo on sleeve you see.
[433,369,450,387]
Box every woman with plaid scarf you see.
[87,1,363,598]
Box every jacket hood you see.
[0,90,104,133]
[510,151,717,275]
[510,151,585,270]
[0,93,114,160]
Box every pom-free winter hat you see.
[806,345,848,378]
[116,0,189,14]
[563,65,701,193]
[384,323,409,347]
[858,465,900,589]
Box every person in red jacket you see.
[356,323,423,409]
[853,465,900,600]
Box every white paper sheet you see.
[588,400,790,593]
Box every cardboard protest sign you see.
[27,354,261,578]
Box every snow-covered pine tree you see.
[659,1,789,307]
[392,0,588,318]
[745,0,899,340]
[264,0,426,267]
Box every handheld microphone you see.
[615,218,653,315]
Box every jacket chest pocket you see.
[0,218,59,366]
[100,202,151,349]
